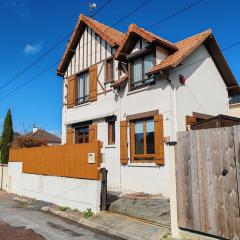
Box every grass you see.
[83,208,94,218]
[58,206,69,212]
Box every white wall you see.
[0,165,8,191]
[170,45,229,131]
[8,162,101,213]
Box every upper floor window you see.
[130,53,154,89]
[105,58,114,83]
[76,71,89,105]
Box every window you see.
[76,71,89,105]
[131,53,154,89]
[105,58,114,83]
[131,117,155,161]
[108,121,115,145]
[75,126,89,143]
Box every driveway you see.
[0,191,118,240]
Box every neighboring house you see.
[26,126,61,146]
[57,14,240,197]
[229,94,240,117]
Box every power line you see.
[0,0,153,101]
[0,0,112,92]
[147,0,204,29]
[0,62,58,102]
[222,40,240,51]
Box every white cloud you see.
[24,43,42,55]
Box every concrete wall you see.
[0,165,8,191]
[8,162,101,213]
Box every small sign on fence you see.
[88,153,95,164]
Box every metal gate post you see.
[100,168,108,211]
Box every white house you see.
[57,14,239,197]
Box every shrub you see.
[83,208,94,218]
[1,110,14,163]
[11,136,47,149]
[58,206,69,212]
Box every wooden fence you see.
[9,142,101,180]
[175,126,240,239]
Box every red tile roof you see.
[26,129,61,144]
[147,29,212,75]
[114,24,177,60]
[57,14,125,75]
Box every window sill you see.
[73,102,90,109]
[126,162,160,167]
[105,145,116,149]
[127,84,156,96]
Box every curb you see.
[41,207,153,240]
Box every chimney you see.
[33,124,38,133]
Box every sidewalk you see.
[13,195,171,240]
[44,207,171,240]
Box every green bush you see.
[58,206,69,212]
[83,208,94,218]
[1,110,13,164]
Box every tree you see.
[1,110,14,164]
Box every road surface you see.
[0,191,118,240]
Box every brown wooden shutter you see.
[89,124,97,142]
[66,127,74,144]
[154,114,164,165]
[67,75,76,108]
[89,65,97,102]
[120,120,128,165]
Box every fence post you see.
[168,142,180,239]
[100,168,108,211]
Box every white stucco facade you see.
[61,25,229,198]
[8,162,101,212]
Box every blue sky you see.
[1,0,240,135]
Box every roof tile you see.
[148,29,212,75]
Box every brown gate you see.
[175,126,240,239]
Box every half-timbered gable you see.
[57,14,124,108]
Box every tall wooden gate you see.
[175,126,240,239]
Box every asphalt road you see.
[0,192,116,240]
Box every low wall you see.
[8,162,101,213]
[0,164,8,191]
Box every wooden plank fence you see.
[9,142,101,180]
[175,125,240,239]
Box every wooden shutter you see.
[67,75,76,108]
[154,114,164,165]
[89,65,97,102]
[89,124,97,142]
[66,127,74,144]
[120,120,128,165]
[186,115,197,126]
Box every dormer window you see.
[130,53,155,90]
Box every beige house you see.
[229,95,240,117]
